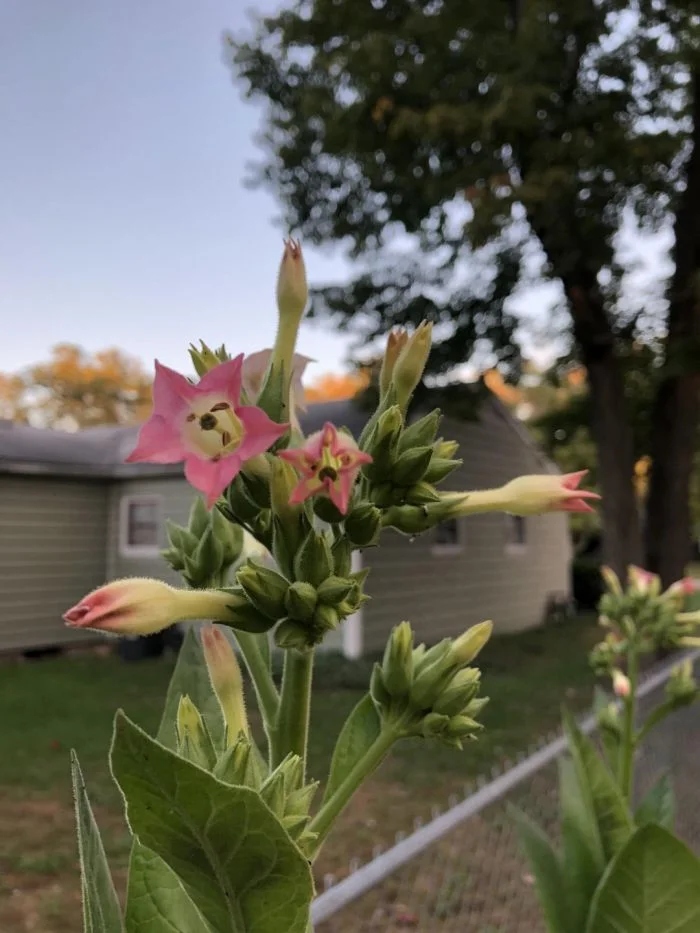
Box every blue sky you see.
[1,1,671,386]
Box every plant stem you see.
[308,725,399,855]
[235,631,279,730]
[273,649,314,772]
[618,647,639,804]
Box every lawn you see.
[0,616,600,932]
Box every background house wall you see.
[0,475,109,651]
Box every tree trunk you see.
[645,70,700,586]
[565,284,644,578]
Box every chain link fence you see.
[312,653,700,932]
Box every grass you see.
[0,615,600,932]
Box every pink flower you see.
[126,357,288,507]
[612,669,631,698]
[278,422,372,514]
[242,349,314,411]
[63,578,185,635]
[667,577,698,598]
[497,470,601,516]
[628,565,660,596]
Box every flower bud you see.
[276,238,308,321]
[432,667,481,716]
[423,456,461,485]
[214,738,255,787]
[391,447,433,487]
[398,410,441,452]
[421,712,450,738]
[433,439,459,460]
[612,669,631,699]
[463,696,489,719]
[380,329,409,396]
[176,695,216,770]
[370,662,392,708]
[237,562,290,621]
[405,481,442,506]
[274,618,314,651]
[448,621,493,666]
[391,321,433,410]
[381,621,414,698]
[344,502,382,547]
[284,581,318,623]
[363,407,404,481]
[316,576,356,606]
[601,565,623,597]
[293,528,334,587]
[596,702,621,736]
[627,565,661,597]
[201,625,249,744]
[409,643,455,709]
[313,603,339,633]
[188,340,230,378]
[445,714,481,739]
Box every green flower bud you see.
[391,447,433,487]
[345,502,382,547]
[188,340,230,377]
[445,714,481,738]
[409,646,455,709]
[363,407,403,481]
[463,696,489,719]
[392,321,433,410]
[284,581,318,622]
[176,695,216,770]
[224,476,267,527]
[274,618,314,650]
[313,496,347,524]
[216,589,279,634]
[405,481,442,506]
[421,712,450,737]
[317,576,356,606]
[260,769,286,818]
[448,621,493,666]
[369,482,395,509]
[286,781,318,818]
[193,525,225,575]
[398,410,441,452]
[188,495,211,538]
[433,439,459,460]
[211,509,245,570]
[596,702,622,736]
[213,738,251,786]
[381,621,414,698]
[432,667,481,716]
[294,529,334,587]
[332,537,353,577]
[237,562,289,621]
[380,329,409,397]
[423,456,462,484]
[313,604,339,632]
[240,463,271,509]
[370,663,392,708]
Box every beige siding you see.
[0,475,109,651]
[362,403,573,653]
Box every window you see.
[432,517,462,554]
[120,495,161,555]
[505,514,527,552]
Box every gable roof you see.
[0,394,556,478]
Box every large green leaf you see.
[157,626,225,752]
[562,708,633,859]
[559,758,606,933]
[70,751,123,933]
[111,712,313,933]
[322,694,381,805]
[125,842,212,933]
[511,807,570,933]
[586,824,700,933]
[635,773,675,831]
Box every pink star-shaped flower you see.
[126,356,288,507]
[278,422,372,514]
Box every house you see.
[0,395,573,657]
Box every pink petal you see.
[278,447,315,476]
[289,477,318,505]
[242,349,272,399]
[184,454,243,509]
[327,472,354,514]
[560,498,596,513]
[236,406,289,459]
[561,470,588,491]
[197,355,245,404]
[125,415,187,464]
[152,360,196,418]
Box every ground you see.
[0,617,601,932]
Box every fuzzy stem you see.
[618,647,639,804]
[272,649,314,773]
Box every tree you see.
[0,344,153,429]
[229,1,700,582]
[305,370,369,402]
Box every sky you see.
[0,0,353,382]
[0,1,672,387]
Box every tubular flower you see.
[126,357,288,507]
[276,237,308,320]
[279,422,372,514]
[497,470,600,516]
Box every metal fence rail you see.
[312,652,700,932]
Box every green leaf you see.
[562,708,633,859]
[70,751,123,933]
[635,773,675,830]
[511,807,570,933]
[559,757,605,933]
[125,842,212,933]
[111,712,313,933]
[586,824,700,933]
[322,694,381,805]
[157,627,225,753]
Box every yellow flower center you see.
[183,398,245,461]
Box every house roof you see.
[0,394,556,478]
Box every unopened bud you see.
[433,439,459,460]
[274,618,314,650]
[201,625,249,744]
[293,529,334,587]
[176,695,216,770]
[398,410,441,452]
[409,641,454,709]
[628,565,660,597]
[382,621,414,698]
[380,329,409,396]
[237,562,289,621]
[421,712,450,737]
[423,456,461,484]
[317,576,356,606]
[391,447,433,487]
[313,603,339,632]
[344,502,382,547]
[188,340,230,377]
[445,714,481,739]
[392,321,433,409]
[432,667,481,716]
[601,565,623,597]
[612,669,631,699]
[405,481,442,506]
[448,621,493,666]
[276,238,308,321]
[284,581,318,622]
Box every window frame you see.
[119,494,163,557]
[431,516,463,556]
[504,513,528,554]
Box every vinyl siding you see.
[361,403,572,653]
[0,475,109,651]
